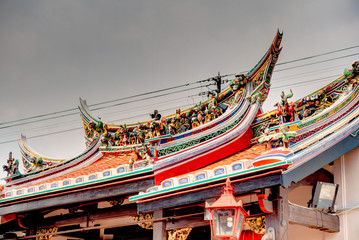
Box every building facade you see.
[0,31,358,240]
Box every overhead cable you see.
[0,85,208,130]
[275,53,359,72]
[276,45,359,66]
[1,45,358,130]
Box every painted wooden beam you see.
[48,204,138,227]
[153,210,166,240]
[266,186,289,240]
[166,216,208,230]
[0,178,154,215]
[288,203,339,232]
[137,173,281,213]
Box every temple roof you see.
[1,33,358,215]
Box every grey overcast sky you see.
[1,0,359,179]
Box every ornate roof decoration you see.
[1,31,359,211]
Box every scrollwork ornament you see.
[36,227,58,240]
[245,216,266,235]
[167,227,192,240]
[133,213,154,230]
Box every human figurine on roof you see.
[150,110,161,121]
[175,109,181,121]
[3,152,20,176]
[275,89,296,123]
[235,73,248,88]
[168,118,178,135]
[86,121,97,138]
[208,90,219,108]
[180,118,191,132]
[280,89,293,107]
[159,117,167,135]
[344,60,359,80]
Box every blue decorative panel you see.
[89,175,97,180]
[28,188,34,193]
[232,164,243,171]
[63,180,70,186]
[147,188,158,193]
[39,185,46,190]
[214,168,225,176]
[16,190,23,195]
[117,167,125,173]
[195,173,206,181]
[103,171,111,177]
[162,181,172,188]
[51,183,58,188]
[6,192,12,197]
[76,178,83,183]
[179,178,189,184]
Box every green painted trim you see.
[129,161,291,201]
[270,121,301,130]
[145,135,172,142]
[0,166,153,203]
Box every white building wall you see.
[329,146,359,240]
[289,186,326,239]
[288,146,359,240]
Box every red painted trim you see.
[154,127,253,184]
[252,159,282,167]
[156,106,252,162]
[257,194,273,214]
[17,215,30,229]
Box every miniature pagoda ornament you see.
[205,178,249,240]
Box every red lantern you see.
[205,178,249,240]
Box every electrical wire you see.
[276,45,359,66]
[0,45,358,144]
[272,63,348,82]
[90,85,209,111]
[0,102,200,144]
[0,128,83,145]
[110,102,197,123]
[271,74,341,90]
[0,72,342,145]
[0,96,202,138]
[2,45,358,128]
[0,85,208,130]
[275,53,359,72]
[100,95,202,119]
[0,81,203,126]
